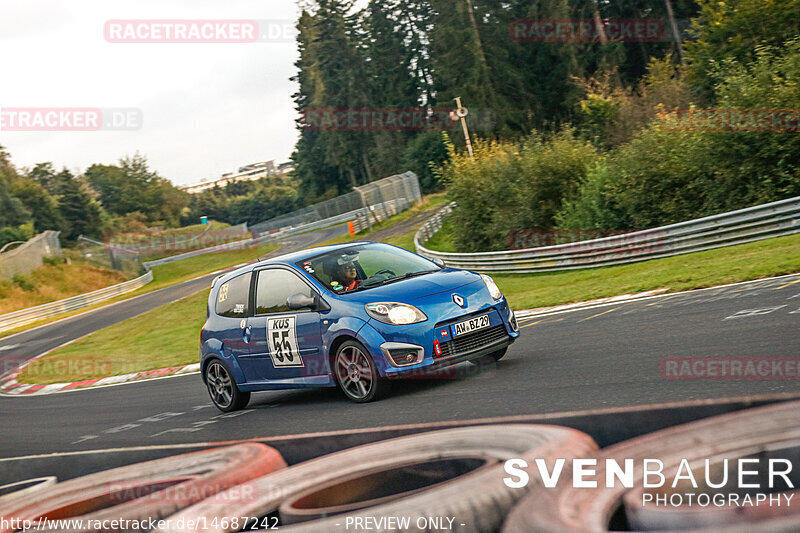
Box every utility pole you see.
[453,97,474,158]
[664,0,686,66]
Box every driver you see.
[331,253,361,292]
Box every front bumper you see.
[359,301,520,379]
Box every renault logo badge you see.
[453,294,465,307]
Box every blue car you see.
[201,241,520,411]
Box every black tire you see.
[0,444,285,530]
[162,425,597,533]
[333,340,390,403]
[502,399,800,533]
[205,359,250,412]
[468,347,507,366]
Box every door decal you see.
[267,316,303,367]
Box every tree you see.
[685,0,800,99]
[0,175,29,230]
[85,154,189,226]
[56,169,104,242]
[9,178,63,233]
[0,148,31,231]
[292,9,345,201]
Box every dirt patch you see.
[365,206,445,242]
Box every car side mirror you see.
[433,258,446,268]
[287,293,316,310]
[287,293,330,312]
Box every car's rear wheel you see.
[334,340,390,403]
[206,359,250,412]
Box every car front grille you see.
[437,325,509,360]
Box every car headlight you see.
[365,303,427,325]
[481,274,503,300]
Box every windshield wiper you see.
[359,270,436,289]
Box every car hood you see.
[343,268,482,303]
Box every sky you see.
[0,0,302,187]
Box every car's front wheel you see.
[334,340,390,403]
[205,360,250,412]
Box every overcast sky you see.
[0,0,302,186]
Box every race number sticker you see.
[217,282,229,303]
[267,316,302,367]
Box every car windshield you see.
[298,243,441,294]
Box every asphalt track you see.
[1,268,798,459]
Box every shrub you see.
[441,130,600,251]
[560,39,800,231]
[42,255,64,266]
[555,162,630,230]
[12,273,35,291]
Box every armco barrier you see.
[0,270,154,333]
[415,197,800,273]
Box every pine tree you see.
[55,169,104,241]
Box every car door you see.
[211,272,257,381]
[247,267,327,381]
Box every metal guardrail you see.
[0,270,154,333]
[415,197,800,273]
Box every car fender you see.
[325,316,385,376]
[353,321,394,377]
[324,316,368,347]
[201,339,248,385]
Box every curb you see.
[0,363,200,397]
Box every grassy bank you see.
[0,260,128,315]
[421,218,456,252]
[20,232,799,385]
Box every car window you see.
[298,243,440,294]
[215,272,251,318]
[255,268,315,315]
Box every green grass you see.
[494,233,800,309]
[422,218,456,252]
[18,290,208,385]
[144,242,280,292]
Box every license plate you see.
[452,314,490,337]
